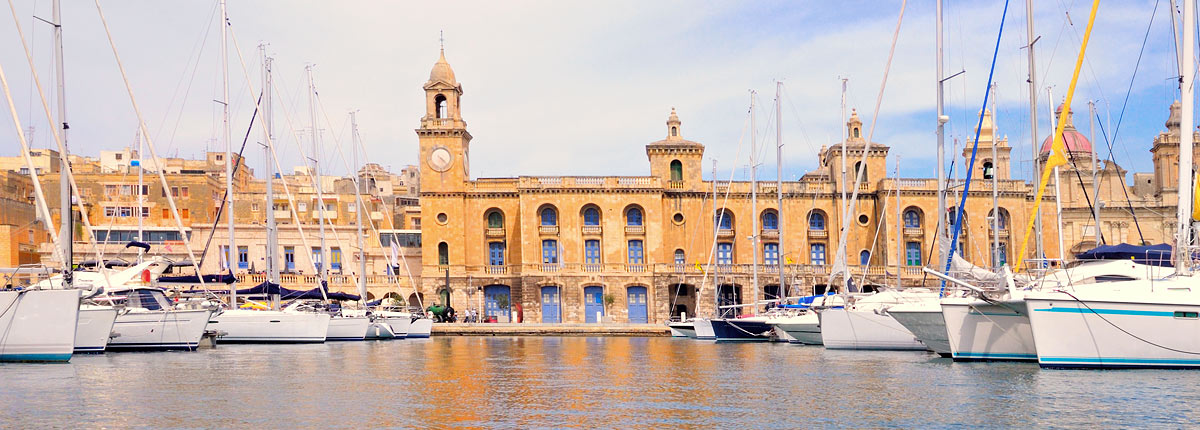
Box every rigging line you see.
[920,151,959,287]
[153,0,217,147]
[943,0,1010,297]
[828,0,908,289]
[1060,134,1105,245]
[1059,289,1200,355]
[781,86,819,170]
[197,93,260,270]
[1093,115,1146,243]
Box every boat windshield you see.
[128,289,170,310]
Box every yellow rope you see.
[1015,0,1101,273]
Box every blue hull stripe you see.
[406,334,430,338]
[1032,307,1174,317]
[954,352,1037,360]
[0,353,72,362]
[1040,356,1200,367]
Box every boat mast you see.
[261,46,279,309]
[351,111,367,302]
[750,90,759,315]
[221,0,236,305]
[1089,100,1101,245]
[1025,0,1044,266]
[894,156,901,289]
[307,66,328,286]
[1176,0,1194,274]
[137,129,143,263]
[990,83,999,268]
[775,81,786,300]
[936,0,948,283]
[52,0,72,284]
[1046,87,1066,263]
[839,79,849,290]
[712,159,719,317]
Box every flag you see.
[785,256,794,265]
[694,260,702,271]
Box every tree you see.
[602,293,615,317]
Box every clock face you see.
[429,147,452,172]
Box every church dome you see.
[1040,102,1091,154]
[427,49,457,85]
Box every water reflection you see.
[2,337,1199,428]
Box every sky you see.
[0,0,1186,183]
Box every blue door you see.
[484,285,511,322]
[541,286,561,323]
[584,286,605,323]
[626,286,648,323]
[489,242,505,266]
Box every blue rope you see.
[940,0,1011,297]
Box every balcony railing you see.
[989,228,1010,238]
[581,225,602,235]
[903,227,923,237]
[485,265,507,275]
[761,229,779,240]
[625,225,645,235]
[717,228,735,239]
[485,227,506,238]
[808,229,828,239]
[669,180,684,189]
[538,225,559,235]
[626,264,646,273]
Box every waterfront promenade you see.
[432,323,670,336]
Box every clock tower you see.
[417,47,471,193]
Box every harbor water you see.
[3,336,1197,428]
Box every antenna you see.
[439,30,445,53]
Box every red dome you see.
[1040,129,1091,154]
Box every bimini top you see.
[236,281,361,302]
[1076,243,1173,267]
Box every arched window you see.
[762,210,779,230]
[715,210,733,230]
[671,126,678,137]
[435,94,448,118]
[437,242,449,265]
[859,250,870,265]
[583,207,600,226]
[808,211,826,231]
[669,160,683,181]
[487,211,503,228]
[903,209,921,228]
[989,208,1010,230]
[854,161,867,182]
[540,207,557,226]
[626,207,643,226]
[982,161,995,180]
[853,127,861,138]
[674,249,685,266]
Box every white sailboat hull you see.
[326,316,370,341]
[379,312,411,338]
[887,302,951,357]
[667,321,696,338]
[693,318,715,340]
[0,289,79,362]
[819,308,925,350]
[407,318,432,338]
[1026,288,1200,368]
[366,321,395,339]
[209,309,329,343]
[108,308,213,351]
[75,305,118,353]
[941,297,1036,361]
[770,313,822,345]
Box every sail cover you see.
[1076,243,1173,267]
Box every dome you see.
[427,49,457,85]
[1040,103,1091,154]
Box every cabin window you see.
[1174,311,1199,319]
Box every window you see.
[628,240,644,264]
[859,250,870,265]
[906,242,922,266]
[435,94,448,118]
[140,185,148,196]
[583,207,600,226]
[331,248,342,271]
[181,186,189,198]
[298,202,307,212]
[762,211,779,230]
[251,203,260,212]
[542,240,559,264]
[717,242,733,265]
[993,242,1008,267]
[437,242,448,265]
[674,249,685,266]
[171,187,179,197]
[181,209,189,219]
[585,240,601,264]
[115,153,123,160]
[904,209,921,228]
[993,209,1009,230]
[715,210,733,230]
[489,242,505,266]
[764,243,779,266]
[540,207,557,226]
[487,211,503,228]
[141,207,149,218]
[284,247,295,271]
[237,246,249,270]
[853,127,860,138]
[854,161,867,182]
[105,184,117,196]
[811,244,827,265]
[982,161,995,180]
[671,126,678,137]
[119,207,132,217]
[219,245,230,270]
[105,207,116,217]
[216,154,223,161]
[670,160,683,181]
[626,207,643,226]
[809,211,826,230]
[312,248,323,272]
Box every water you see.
[3,337,1197,428]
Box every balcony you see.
[540,263,561,272]
[808,229,828,239]
[903,227,923,237]
[583,263,603,273]
[761,229,779,240]
[581,225,602,235]
[669,180,684,189]
[625,225,645,235]
[989,228,1010,239]
[626,264,646,273]
[485,265,507,275]
[485,227,506,238]
[717,228,735,239]
[538,225,559,236]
